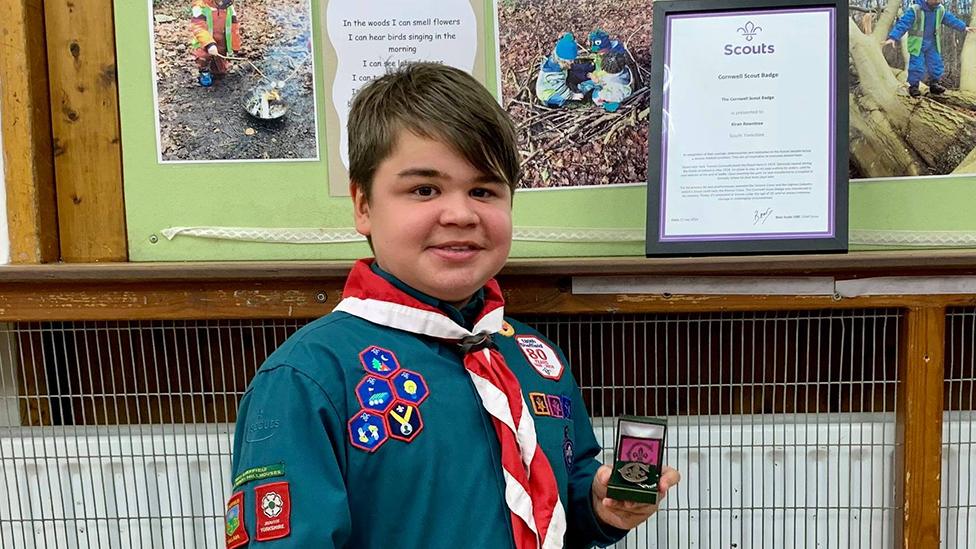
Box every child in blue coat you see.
[884,0,975,97]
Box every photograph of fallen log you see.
[851,0,976,179]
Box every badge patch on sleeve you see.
[515,335,564,380]
[546,395,565,418]
[529,392,550,416]
[348,410,389,452]
[359,346,402,378]
[225,491,249,549]
[392,369,429,405]
[386,401,424,442]
[255,481,291,541]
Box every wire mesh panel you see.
[0,311,903,548]
[0,320,306,548]
[943,309,976,549]
[526,309,903,549]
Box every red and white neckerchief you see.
[334,260,567,549]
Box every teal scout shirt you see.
[230,270,628,548]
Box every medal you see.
[618,461,650,483]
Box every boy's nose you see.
[438,195,479,226]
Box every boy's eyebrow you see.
[396,168,503,184]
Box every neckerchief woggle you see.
[334,259,567,549]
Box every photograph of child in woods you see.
[150,0,319,162]
[497,0,653,189]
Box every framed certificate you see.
[646,0,848,256]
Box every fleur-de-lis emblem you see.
[737,21,762,41]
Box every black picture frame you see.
[645,0,848,257]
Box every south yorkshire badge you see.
[515,335,564,380]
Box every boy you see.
[228,63,680,548]
[190,0,241,87]
[883,0,975,97]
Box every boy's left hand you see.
[591,464,680,530]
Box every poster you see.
[321,0,488,195]
[496,0,653,189]
[849,0,976,180]
[149,0,319,162]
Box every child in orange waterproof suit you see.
[190,0,242,86]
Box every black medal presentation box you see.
[607,416,668,504]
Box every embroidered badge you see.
[560,395,572,420]
[347,410,389,452]
[359,346,402,378]
[546,395,564,418]
[225,491,249,549]
[234,463,285,489]
[356,375,396,412]
[386,401,424,442]
[499,321,515,337]
[563,426,575,469]
[392,369,429,405]
[255,481,291,541]
[515,335,564,380]
[529,392,550,416]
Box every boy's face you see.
[351,131,513,307]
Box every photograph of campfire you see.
[149,0,318,162]
[496,0,652,189]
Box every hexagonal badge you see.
[355,375,395,413]
[386,401,423,442]
[391,369,429,405]
[359,346,402,378]
[347,410,388,453]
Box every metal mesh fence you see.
[526,310,903,549]
[942,309,976,549]
[0,310,905,547]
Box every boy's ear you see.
[350,182,371,237]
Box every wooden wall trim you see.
[44,0,126,262]
[0,0,60,264]
[7,249,976,282]
[895,306,945,549]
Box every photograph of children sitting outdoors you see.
[497,0,653,188]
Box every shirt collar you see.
[369,261,487,330]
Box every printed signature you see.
[753,208,773,225]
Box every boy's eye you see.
[412,186,437,197]
[470,187,496,198]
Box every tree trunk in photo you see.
[959,10,976,91]
[850,5,976,177]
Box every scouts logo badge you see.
[499,321,515,337]
[515,335,564,380]
[359,346,401,378]
[546,395,564,418]
[386,402,423,442]
[356,375,396,412]
[392,369,429,405]
[348,410,389,452]
[255,481,291,541]
[529,392,550,416]
[225,491,249,549]
[563,426,575,469]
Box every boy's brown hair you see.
[347,63,520,199]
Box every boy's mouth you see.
[428,242,484,259]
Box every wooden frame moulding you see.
[44,0,126,262]
[0,0,60,264]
